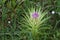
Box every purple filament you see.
[32,12,39,18]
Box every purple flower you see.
[32,12,39,18]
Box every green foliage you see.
[0,0,60,40]
[20,7,51,40]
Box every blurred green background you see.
[0,0,60,40]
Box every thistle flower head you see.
[32,12,39,18]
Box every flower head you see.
[32,12,39,18]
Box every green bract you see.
[20,7,51,40]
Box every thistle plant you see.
[0,0,60,40]
[20,7,51,40]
